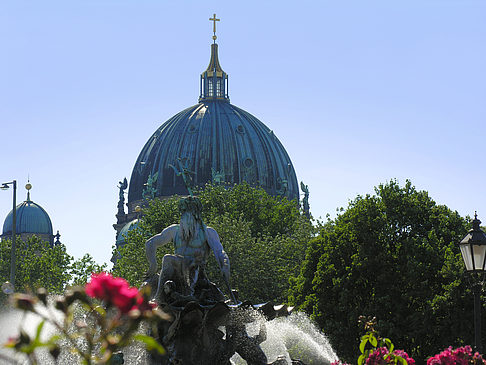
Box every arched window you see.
[216,80,222,97]
[208,79,213,96]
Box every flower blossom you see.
[365,347,415,365]
[85,272,150,313]
[427,346,486,365]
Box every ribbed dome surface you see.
[2,200,53,237]
[116,219,139,246]
[128,100,299,203]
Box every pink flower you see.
[133,295,156,313]
[365,347,415,365]
[427,346,480,365]
[85,272,139,313]
[394,350,415,365]
[366,347,390,365]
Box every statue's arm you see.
[207,227,230,282]
[145,225,177,275]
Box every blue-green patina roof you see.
[116,219,140,246]
[2,199,53,237]
[128,100,299,202]
[127,42,298,203]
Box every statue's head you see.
[178,197,204,242]
[163,280,176,296]
[178,197,203,222]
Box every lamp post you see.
[459,212,486,353]
[1,180,17,294]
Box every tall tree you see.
[69,253,107,286]
[0,236,72,294]
[289,180,474,363]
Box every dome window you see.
[244,158,254,168]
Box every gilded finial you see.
[209,13,220,42]
[25,179,32,201]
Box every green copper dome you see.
[2,190,54,245]
[127,39,298,206]
[116,219,140,247]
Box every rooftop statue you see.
[117,178,128,215]
[169,157,195,196]
[142,172,158,201]
[300,182,310,219]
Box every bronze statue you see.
[142,172,158,201]
[117,178,128,210]
[145,196,230,302]
[143,196,295,365]
[300,182,310,219]
[211,167,225,185]
[169,157,195,196]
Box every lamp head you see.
[0,183,9,190]
[2,281,14,294]
[459,213,486,272]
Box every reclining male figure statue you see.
[145,196,230,304]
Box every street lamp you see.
[1,180,17,294]
[459,212,486,353]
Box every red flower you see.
[85,272,139,313]
[133,295,156,313]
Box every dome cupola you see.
[199,14,229,102]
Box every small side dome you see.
[2,185,54,245]
[115,219,140,247]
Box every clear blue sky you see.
[1,1,485,266]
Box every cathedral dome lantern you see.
[124,15,299,215]
[199,15,229,102]
[199,42,229,102]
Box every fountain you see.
[1,305,338,365]
[139,196,338,365]
[1,195,339,364]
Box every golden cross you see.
[209,13,220,40]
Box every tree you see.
[0,235,72,294]
[112,183,313,303]
[289,180,474,363]
[69,253,107,286]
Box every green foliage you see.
[0,236,107,299]
[355,319,410,365]
[0,236,72,294]
[289,180,472,363]
[113,183,313,302]
[69,253,107,286]
[197,183,303,238]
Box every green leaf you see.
[93,305,106,317]
[369,334,377,347]
[46,335,61,345]
[133,334,165,355]
[358,353,366,365]
[359,337,369,353]
[34,320,45,342]
[384,338,394,353]
[396,356,408,365]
